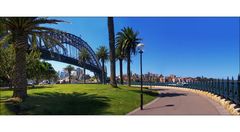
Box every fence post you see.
[205,80,207,91]
[208,80,210,92]
[221,78,224,97]
[218,79,220,95]
[209,80,212,92]
[191,80,194,89]
[214,79,217,94]
[214,79,216,94]
[216,79,218,95]
[215,79,218,95]
[199,80,201,90]
[227,77,229,99]
[210,80,212,92]
[202,80,205,91]
[189,80,191,88]
[207,80,209,91]
[188,80,192,88]
[211,79,214,93]
[209,80,212,93]
[203,79,205,91]
[192,80,194,89]
[200,81,202,90]
[231,76,234,102]
[196,80,198,89]
[218,79,220,94]
[211,79,214,94]
[196,80,198,90]
[195,80,197,89]
[207,80,210,92]
[191,80,193,89]
[202,80,204,91]
[215,79,218,94]
[238,74,240,105]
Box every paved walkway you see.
[128,86,229,115]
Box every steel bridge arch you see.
[38,31,102,82]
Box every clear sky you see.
[46,17,239,79]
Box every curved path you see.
[128,86,229,115]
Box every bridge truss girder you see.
[38,31,103,82]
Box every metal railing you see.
[132,74,240,105]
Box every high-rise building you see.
[76,68,83,80]
[59,71,66,79]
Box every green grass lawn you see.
[0,84,158,115]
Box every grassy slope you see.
[0,84,158,115]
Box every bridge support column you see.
[96,72,103,84]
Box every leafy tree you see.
[0,17,65,99]
[79,48,90,84]
[96,46,109,84]
[64,65,75,84]
[26,49,42,84]
[0,45,15,88]
[116,27,141,86]
[0,45,47,87]
[27,60,58,85]
[107,17,117,87]
[41,61,58,83]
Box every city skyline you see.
[46,17,239,79]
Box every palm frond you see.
[0,33,12,47]
[79,48,91,63]
[32,18,66,25]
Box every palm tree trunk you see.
[13,35,28,99]
[127,52,131,87]
[36,77,39,85]
[83,67,86,84]
[102,59,105,84]
[68,71,71,84]
[119,59,123,85]
[8,78,13,89]
[107,17,117,87]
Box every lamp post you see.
[137,43,144,110]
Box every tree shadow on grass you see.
[4,92,110,115]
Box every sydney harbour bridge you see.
[36,31,102,82]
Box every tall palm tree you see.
[0,17,65,99]
[117,27,141,86]
[96,45,109,84]
[79,48,90,83]
[107,17,117,87]
[116,36,126,85]
[64,65,75,84]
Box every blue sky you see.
[46,17,239,79]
